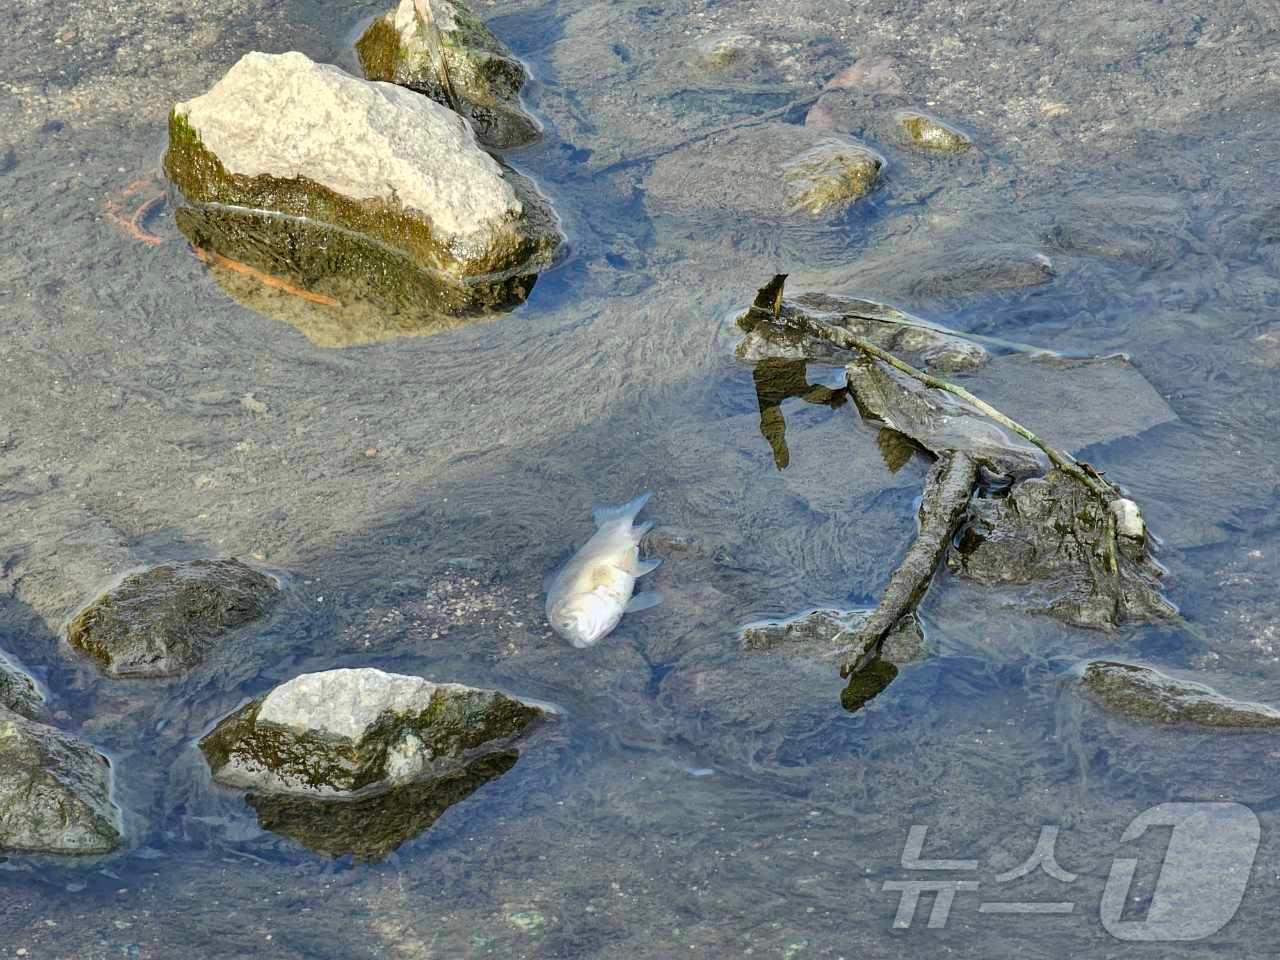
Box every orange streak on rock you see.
[191,247,342,307]
[103,193,166,246]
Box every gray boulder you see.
[0,709,121,855]
[165,52,562,327]
[200,668,544,796]
[0,651,46,720]
[1078,661,1280,728]
[66,558,280,678]
[356,0,539,149]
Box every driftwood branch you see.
[746,275,1137,676]
[837,451,978,677]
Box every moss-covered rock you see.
[247,750,517,860]
[200,668,543,796]
[948,470,1174,630]
[164,52,562,331]
[782,138,883,214]
[896,110,973,152]
[356,0,539,149]
[0,651,45,721]
[1079,661,1280,728]
[66,558,280,679]
[0,709,121,855]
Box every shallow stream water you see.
[2,0,1280,956]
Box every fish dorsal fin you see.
[592,492,652,529]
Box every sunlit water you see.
[2,0,1279,955]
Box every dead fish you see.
[546,493,662,647]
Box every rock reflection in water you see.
[750,358,849,470]
[179,209,542,348]
[840,658,898,713]
[246,750,519,861]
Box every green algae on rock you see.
[0,709,121,855]
[247,750,518,860]
[1079,661,1280,728]
[66,558,280,679]
[782,138,883,214]
[356,0,539,150]
[200,668,544,796]
[896,110,973,152]
[164,51,562,332]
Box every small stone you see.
[0,651,46,721]
[66,558,281,678]
[782,139,883,214]
[0,709,122,855]
[240,393,268,414]
[896,110,972,152]
[365,447,378,458]
[696,32,760,70]
[1110,498,1145,541]
[356,0,540,149]
[506,910,546,933]
[1079,661,1280,728]
[200,667,544,796]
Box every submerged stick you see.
[838,451,979,677]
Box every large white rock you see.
[201,667,544,797]
[258,668,472,741]
[174,51,518,256]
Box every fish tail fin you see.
[593,492,652,529]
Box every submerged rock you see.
[247,750,517,860]
[66,558,280,679]
[824,56,904,95]
[782,138,883,214]
[165,51,562,330]
[695,32,765,71]
[201,668,543,796]
[0,651,45,721]
[0,709,121,855]
[646,125,883,263]
[356,0,539,150]
[1078,661,1280,728]
[949,469,1174,630]
[741,607,927,665]
[896,110,973,152]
